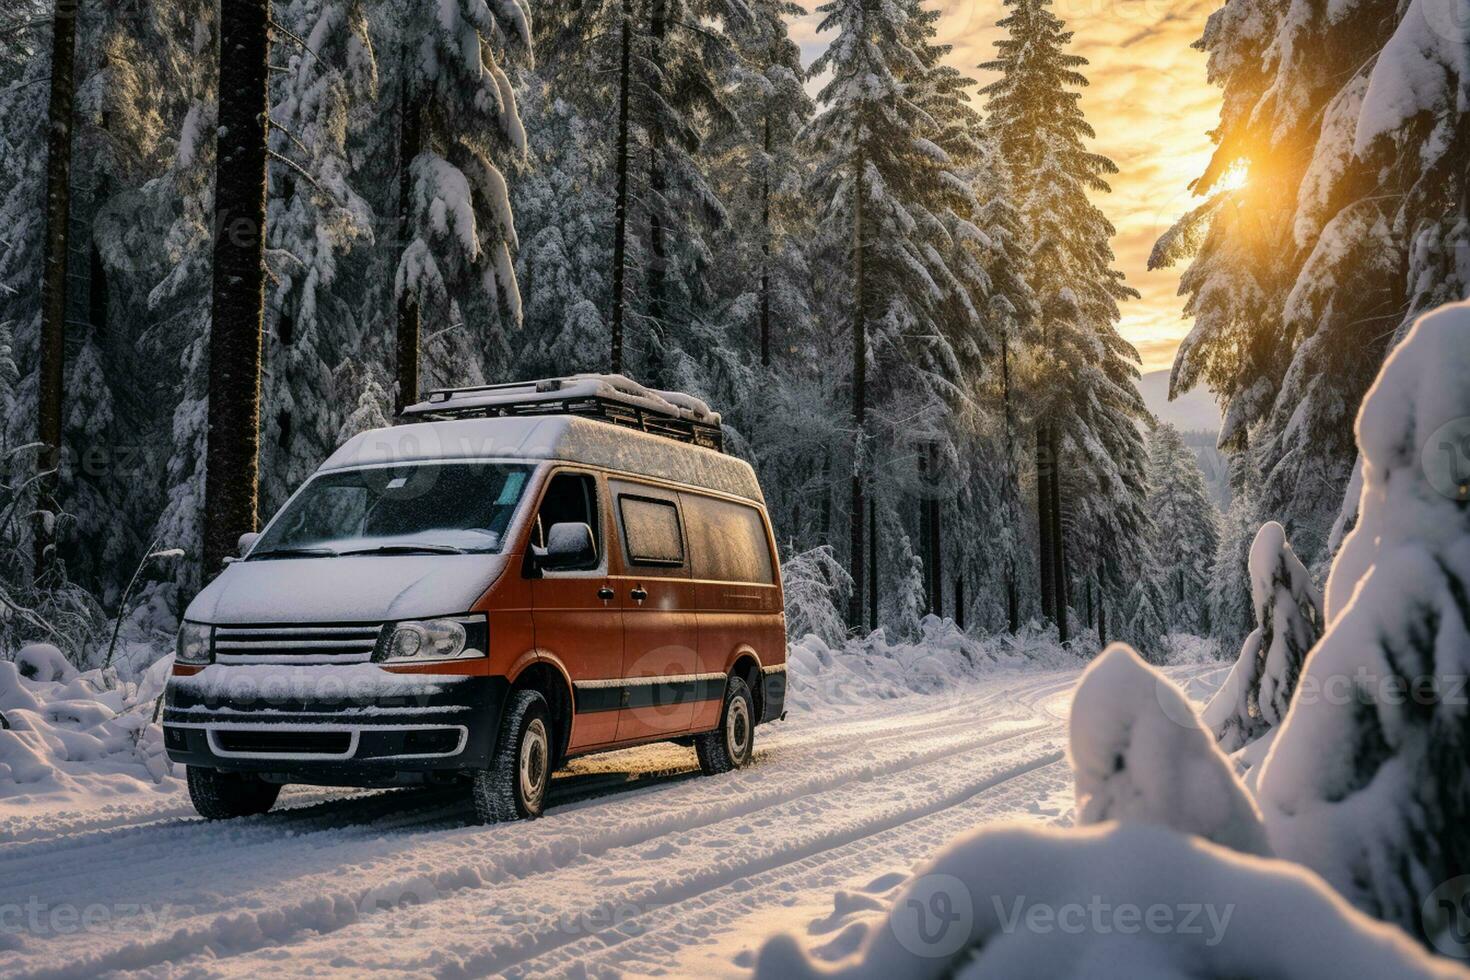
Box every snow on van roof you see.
[320,415,764,502]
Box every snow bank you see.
[753,822,1459,979]
[785,619,1083,714]
[1258,300,1470,943]
[1071,645,1269,856]
[0,652,177,806]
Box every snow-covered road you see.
[0,665,1223,979]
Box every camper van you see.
[162,376,786,823]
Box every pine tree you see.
[1209,449,1260,652]
[1258,301,1470,943]
[980,0,1150,640]
[1154,0,1470,568]
[1202,520,1321,751]
[806,0,986,628]
[378,0,531,405]
[1142,423,1219,633]
[260,0,378,511]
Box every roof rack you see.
[399,374,726,452]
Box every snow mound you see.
[1259,300,1470,944]
[1071,644,1269,856]
[752,822,1460,980]
[0,653,177,806]
[1202,521,1321,752]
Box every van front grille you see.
[213,624,383,664]
[213,729,354,755]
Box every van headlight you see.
[176,621,213,665]
[374,615,488,664]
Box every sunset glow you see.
[793,0,1223,373]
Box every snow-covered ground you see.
[0,651,1218,978]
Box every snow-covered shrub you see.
[752,823,1458,979]
[1202,521,1321,752]
[1258,300,1470,944]
[1071,644,1269,856]
[781,545,853,647]
[0,653,176,803]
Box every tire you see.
[472,689,552,824]
[695,676,755,776]
[186,766,281,820]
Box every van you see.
[162,376,787,822]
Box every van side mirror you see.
[237,532,261,558]
[539,522,597,571]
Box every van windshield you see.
[249,463,533,559]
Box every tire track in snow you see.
[3,710,1058,979]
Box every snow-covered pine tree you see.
[1155,0,1470,568]
[260,0,377,512]
[375,0,531,403]
[1143,423,1219,633]
[806,0,987,627]
[1202,520,1321,752]
[1118,567,1168,660]
[980,0,1150,641]
[1209,447,1261,651]
[509,82,611,378]
[535,0,742,387]
[1258,300,1470,946]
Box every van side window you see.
[534,472,600,565]
[683,495,775,584]
[618,496,684,566]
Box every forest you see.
[0,0,1466,670]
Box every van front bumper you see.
[161,674,508,783]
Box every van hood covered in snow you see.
[185,554,510,624]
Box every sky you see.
[789,0,1224,374]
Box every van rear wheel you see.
[472,689,552,823]
[186,766,281,820]
[695,676,754,775]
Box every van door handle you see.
[597,587,615,603]
[630,586,648,605]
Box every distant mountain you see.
[1138,369,1222,434]
[1137,370,1231,510]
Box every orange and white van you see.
[163,377,786,822]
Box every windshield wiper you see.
[339,543,467,556]
[246,546,339,560]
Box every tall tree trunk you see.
[1036,428,1054,622]
[1049,424,1068,643]
[1098,596,1107,647]
[35,0,81,572]
[202,0,271,574]
[819,450,832,540]
[394,56,422,415]
[644,0,668,387]
[759,110,771,369]
[1006,562,1019,634]
[919,447,931,611]
[1002,328,1018,633]
[609,5,632,375]
[954,575,964,630]
[867,496,877,631]
[847,150,867,629]
[929,494,943,618]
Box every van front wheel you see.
[472,689,552,824]
[695,676,754,775]
[186,766,281,820]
